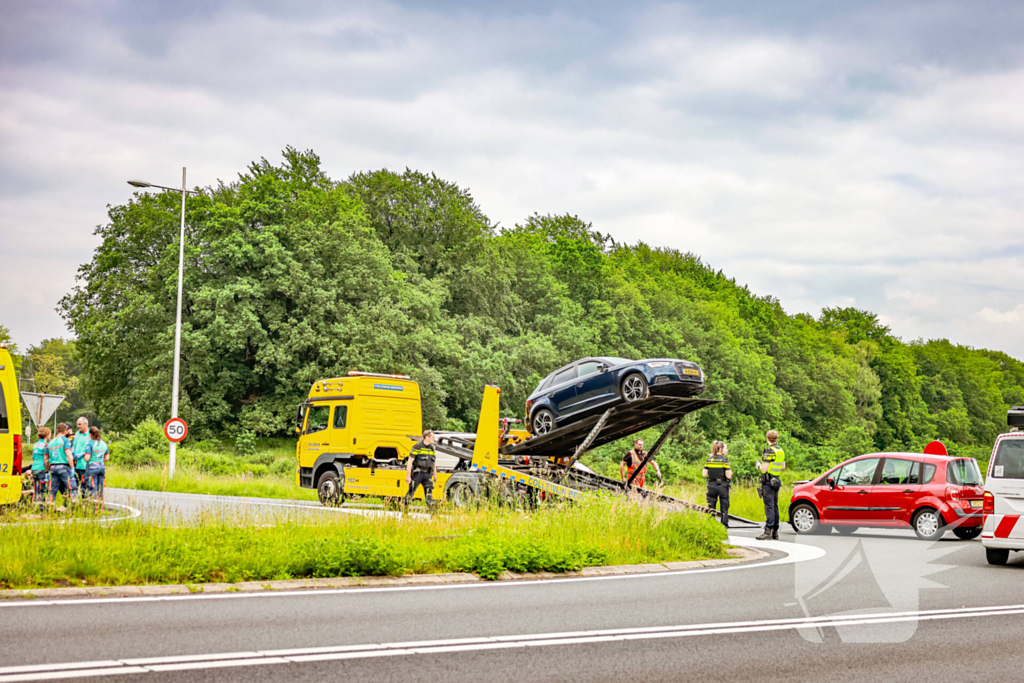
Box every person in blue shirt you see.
[47,423,76,506]
[72,417,91,489]
[84,426,109,505]
[31,427,51,506]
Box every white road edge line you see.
[3,604,1024,681]
[0,536,817,609]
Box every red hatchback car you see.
[789,453,985,540]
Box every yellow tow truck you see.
[0,343,24,505]
[294,370,759,526]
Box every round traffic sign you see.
[164,417,188,443]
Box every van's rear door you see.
[985,436,1024,543]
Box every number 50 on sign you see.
[164,417,188,443]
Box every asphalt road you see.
[4,492,1024,682]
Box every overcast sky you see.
[2,0,1022,360]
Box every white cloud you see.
[0,0,1022,362]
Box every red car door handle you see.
[903,489,913,493]
[858,490,869,494]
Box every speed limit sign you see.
[164,417,188,443]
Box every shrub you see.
[235,431,256,457]
[270,458,295,476]
[111,419,167,468]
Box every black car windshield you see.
[947,459,983,486]
[600,357,633,367]
[991,439,1024,479]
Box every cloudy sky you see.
[2,0,1022,359]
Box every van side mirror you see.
[827,477,836,490]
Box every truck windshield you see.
[991,439,1024,479]
[947,459,983,486]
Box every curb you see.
[0,547,770,601]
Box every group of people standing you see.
[699,429,787,539]
[621,430,786,539]
[29,417,109,507]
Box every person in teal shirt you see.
[31,427,51,506]
[48,423,76,505]
[84,426,109,504]
[72,417,91,486]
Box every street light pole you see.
[128,169,194,478]
[168,167,187,479]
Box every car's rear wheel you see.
[317,470,344,507]
[986,547,1010,565]
[621,374,649,402]
[531,408,555,435]
[953,527,982,540]
[790,504,820,534]
[912,507,944,540]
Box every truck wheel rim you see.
[917,512,939,537]
[623,376,646,401]
[319,480,337,504]
[534,412,553,434]
[793,508,815,532]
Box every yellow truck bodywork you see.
[300,380,584,505]
[296,374,422,489]
[0,346,22,505]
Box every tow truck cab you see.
[295,372,422,494]
[981,407,1024,565]
[0,344,23,505]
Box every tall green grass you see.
[0,496,727,588]
[105,466,317,501]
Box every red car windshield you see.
[947,458,983,486]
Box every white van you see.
[981,407,1024,565]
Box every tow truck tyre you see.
[621,373,649,403]
[532,408,555,436]
[986,548,1010,565]
[911,507,944,540]
[445,474,482,508]
[952,527,982,540]
[790,504,820,534]
[317,470,344,507]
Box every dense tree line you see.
[57,148,1024,470]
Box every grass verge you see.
[105,466,317,501]
[0,496,728,589]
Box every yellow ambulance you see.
[0,343,23,505]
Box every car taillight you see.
[983,491,994,515]
[525,399,532,416]
[946,485,961,502]
[12,435,22,475]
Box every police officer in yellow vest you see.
[702,440,732,528]
[406,430,437,510]
[756,430,786,540]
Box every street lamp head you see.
[127,180,152,188]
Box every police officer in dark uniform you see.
[702,440,732,527]
[756,429,786,540]
[405,430,437,509]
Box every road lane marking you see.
[4,603,1023,681]
[0,536,817,610]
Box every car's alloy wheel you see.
[532,409,555,435]
[622,374,649,402]
[912,508,943,540]
[791,505,818,534]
